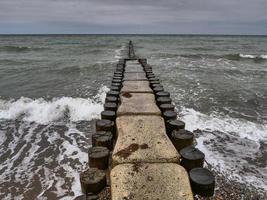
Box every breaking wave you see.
[239,54,267,59]
[179,107,267,191]
[114,45,127,59]
[0,86,109,124]
[0,86,109,199]
[180,107,267,142]
[179,53,267,61]
[226,53,267,61]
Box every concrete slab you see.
[126,60,139,65]
[126,63,141,67]
[125,66,144,73]
[121,81,153,93]
[117,93,161,116]
[123,72,147,81]
[113,115,180,165]
[110,163,194,200]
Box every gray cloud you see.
[0,0,266,34]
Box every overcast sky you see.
[0,0,267,34]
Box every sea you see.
[0,35,266,199]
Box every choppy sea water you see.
[0,35,266,199]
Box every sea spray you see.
[0,86,109,124]
[0,85,110,199]
[179,106,267,191]
[179,107,267,142]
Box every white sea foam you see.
[114,45,127,59]
[0,130,6,146]
[179,106,267,190]
[239,53,267,59]
[179,107,267,142]
[260,55,267,59]
[239,54,256,59]
[61,124,89,198]
[0,86,109,124]
[0,120,91,199]
[0,86,110,198]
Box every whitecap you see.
[179,107,267,142]
[179,106,267,190]
[114,45,127,59]
[239,53,267,59]
[0,86,109,124]
[239,54,256,59]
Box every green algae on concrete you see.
[112,115,180,166]
[121,81,153,93]
[110,163,194,200]
[117,93,161,116]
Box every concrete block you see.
[123,72,147,81]
[112,115,180,165]
[110,163,194,200]
[121,81,153,93]
[125,61,144,72]
[126,60,139,65]
[125,66,144,73]
[117,93,161,116]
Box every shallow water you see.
[0,35,266,199]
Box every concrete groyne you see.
[79,42,215,199]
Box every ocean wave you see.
[114,45,127,59]
[179,54,214,59]
[239,53,267,59]
[0,86,109,124]
[180,107,267,142]
[0,45,46,53]
[239,54,256,59]
[179,53,267,61]
[225,53,267,61]
[179,107,267,190]
[0,86,110,199]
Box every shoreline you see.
[198,164,267,200]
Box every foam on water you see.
[179,106,267,191]
[114,45,127,59]
[0,86,110,199]
[239,54,256,59]
[0,86,109,124]
[239,53,267,59]
[0,116,93,199]
[180,107,267,142]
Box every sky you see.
[0,0,267,34]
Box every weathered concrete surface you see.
[108,44,194,200]
[112,115,180,165]
[117,93,161,116]
[125,66,144,73]
[121,81,153,93]
[125,61,144,73]
[126,60,139,65]
[123,72,147,81]
[110,163,194,200]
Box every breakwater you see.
[79,41,215,200]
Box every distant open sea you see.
[0,35,266,199]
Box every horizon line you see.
[0,33,267,37]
